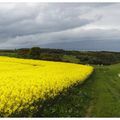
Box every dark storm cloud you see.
[0,3,95,38]
[0,3,119,51]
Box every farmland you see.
[0,56,93,117]
[39,64,120,117]
[0,48,120,117]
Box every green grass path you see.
[38,64,120,117]
[89,64,120,117]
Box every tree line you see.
[0,47,120,65]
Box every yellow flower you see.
[0,56,93,116]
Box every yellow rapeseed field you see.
[0,56,93,116]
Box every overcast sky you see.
[0,3,120,51]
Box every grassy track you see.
[89,64,120,117]
[39,64,120,117]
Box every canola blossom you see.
[0,56,93,116]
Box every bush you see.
[40,53,62,61]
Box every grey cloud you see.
[0,3,97,39]
[1,27,120,49]
[0,3,119,51]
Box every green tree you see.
[29,47,41,59]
